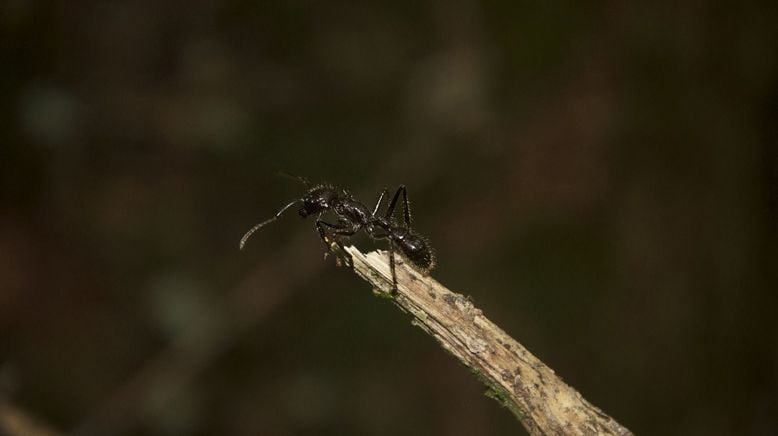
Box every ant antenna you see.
[277,171,311,187]
[239,199,301,250]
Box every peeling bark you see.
[343,246,633,436]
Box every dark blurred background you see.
[1,1,777,435]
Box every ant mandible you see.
[239,174,435,292]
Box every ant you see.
[239,174,435,292]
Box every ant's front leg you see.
[315,219,358,268]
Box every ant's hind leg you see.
[389,241,398,293]
[386,185,411,229]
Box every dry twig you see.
[343,245,633,436]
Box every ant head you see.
[298,186,337,218]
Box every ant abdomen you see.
[394,230,436,272]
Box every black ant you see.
[239,174,435,291]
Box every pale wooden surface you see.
[344,246,633,436]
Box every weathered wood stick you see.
[342,245,633,436]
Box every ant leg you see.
[316,219,358,267]
[389,240,398,293]
[385,185,411,229]
[333,225,361,268]
[372,188,389,216]
[316,219,357,239]
[368,230,398,292]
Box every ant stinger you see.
[239,174,435,291]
